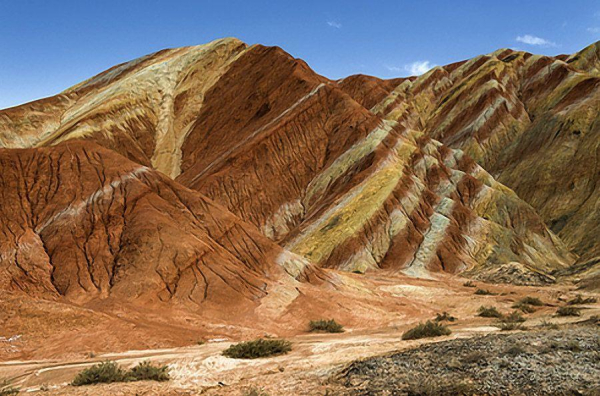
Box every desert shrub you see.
[197,340,205,346]
[567,295,597,305]
[463,280,476,288]
[540,320,559,330]
[402,321,451,340]
[0,380,19,396]
[71,361,170,386]
[556,306,581,317]
[474,288,495,295]
[502,311,525,323]
[71,361,127,386]
[308,319,344,333]
[499,322,526,331]
[434,312,456,322]
[222,338,292,359]
[128,361,170,382]
[477,306,503,318]
[512,302,536,313]
[519,296,544,306]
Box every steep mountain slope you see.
[0,141,321,308]
[174,45,573,277]
[345,42,599,262]
[0,38,249,178]
[0,39,578,287]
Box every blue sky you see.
[1,0,599,109]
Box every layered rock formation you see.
[343,41,600,262]
[0,141,322,309]
[0,38,597,311]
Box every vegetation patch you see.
[540,320,559,330]
[0,380,19,396]
[512,302,536,313]
[222,338,292,359]
[518,296,544,306]
[309,319,344,333]
[512,296,544,313]
[71,361,170,386]
[474,288,495,295]
[502,311,525,323]
[434,312,456,322]
[463,280,476,288]
[128,361,170,382]
[567,295,597,305]
[556,306,581,317]
[402,321,451,340]
[477,306,503,318]
[499,322,526,331]
[72,361,127,386]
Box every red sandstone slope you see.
[0,38,578,285]
[174,45,573,279]
[0,141,323,308]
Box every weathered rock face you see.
[350,42,600,262]
[0,38,595,309]
[0,141,321,309]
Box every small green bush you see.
[474,288,495,295]
[128,361,170,382]
[0,379,19,396]
[309,319,344,333]
[500,322,526,331]
[71,361,127,386]
[222,338,292,359]
[71,361,170,386]
[434,312,456,322]
[567,295,597,305]
[502,311,526,323]
[463,280,476,288]
[402,321,451,340]
[519,296,544,306]
[556,306,581,317]
[540,320,559,330]
[512,302,536,313]
[477,306,503,318]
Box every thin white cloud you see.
[587,27,600,34]
[327,21,342,29]
[384,64,402,72]
[404,60,435,76]
[516,34,557,47]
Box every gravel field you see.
[338,323,600,395]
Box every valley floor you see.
[1,284,598,396]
